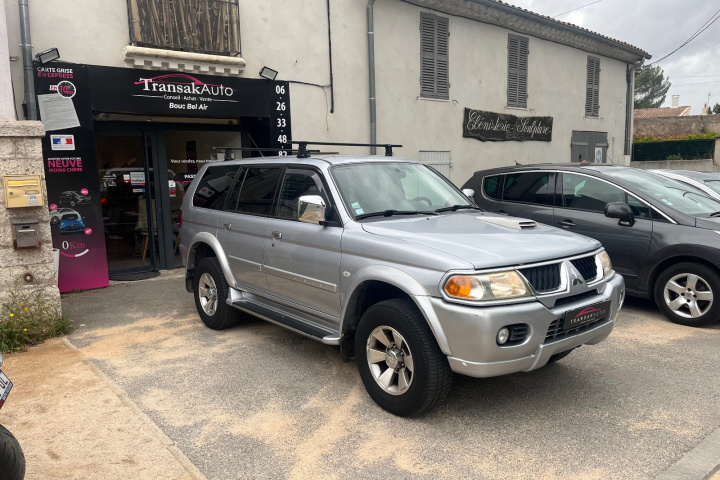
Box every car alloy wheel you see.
[198,272,218,316]
[366,325,414,395]
[663,273,713,319]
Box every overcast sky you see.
[505,0,720,115]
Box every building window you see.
[420,13,449,100]
[507,34,529,108]
[586,56,600,117]
[128,0,240,56]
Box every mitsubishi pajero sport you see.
[179,150,624,416]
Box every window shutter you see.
[508,34,528,108]
[586,57,600,117]
[420,13,449,100]
[436,17,449,100]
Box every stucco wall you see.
[5,0,633,186]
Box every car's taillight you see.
[100,197,106,205]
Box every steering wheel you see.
[409,196,433,206]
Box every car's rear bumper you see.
[427,274,624,378]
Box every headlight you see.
[444,271,529,301]
[597,251,612,278]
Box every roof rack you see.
[291,141,402,158]
[213,146,321,160]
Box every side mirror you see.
[462,188,475,199]
[298,195,326,225]
[604,202,635,227]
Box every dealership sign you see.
[463,108,553,142]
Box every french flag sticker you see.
[50,135,75,150]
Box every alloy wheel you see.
[198,273,219,316]
[366,325,414,395]
[663,273,713,319]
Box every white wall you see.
[4,0,632,185]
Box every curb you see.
[61,337,208,480]
[655,427,720,480]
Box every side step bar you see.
[228,295,340,345]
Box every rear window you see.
[483,175,503,200]
[192,165,240,210]
[503,172,551,205]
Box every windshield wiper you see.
[434,204,483,213]
[707,211,720,218]
[355,210,437,220]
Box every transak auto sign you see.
[134,73,237,111]
[463,108,553,142]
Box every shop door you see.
[96,133,163,272]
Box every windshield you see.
[602,168,720,217]
[62,214,79,220]
[331,162,472,218]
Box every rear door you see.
[216,166,283,293]
[263,167,342,321]
[554,172,652,289]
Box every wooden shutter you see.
[420,13,449,100]
[508,34,528,108]
[586,57,600,117]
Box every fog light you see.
[497,327,510,345]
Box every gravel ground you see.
[59,273,720,480]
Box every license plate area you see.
[0,369,13,410]
[563,300,611,330]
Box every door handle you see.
[223,223,232,231]
[272,231,282,239]
[560,219,576,228]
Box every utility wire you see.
[671,80,720,87]
[670,75,720,78]
[646,9,720,66]
[553,0,604,18]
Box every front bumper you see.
[426,274,624,378]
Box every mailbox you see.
[3,175,44,208]
[11,217,39,249]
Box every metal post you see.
[367,0,377,155]
[18,0,37,120]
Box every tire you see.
[193,257,241,330]
[69,200,76,207]
[50,216,59,225]
[355,298,453,417]
[547,348,574,364]
[0,425,25,480]
[654,262,720,327]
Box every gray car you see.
[463,164,720,328]
[180,155,624,416]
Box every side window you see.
[230,167,282,216]
[627,195,652,219]
[503,172,550,205]
[483,175,503,200]
[192,165,241,210]
[561,173,625,213]
[277,169,325,220]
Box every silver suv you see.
[179,153,625,416]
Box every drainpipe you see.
[367,0,377,154]
[624,60,644,159]
[19,0,37,120]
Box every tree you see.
[634,65,671,109]
[712,103,720,114]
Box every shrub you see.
[666,154,683,160]
[0,279,71,353]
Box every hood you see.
[361,212,601,269]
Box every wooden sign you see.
[463,108,553,142]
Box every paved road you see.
[62,273,720,480]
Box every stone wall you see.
[630,159,717,173]
[0,121,60,309]
[634,115,720,136]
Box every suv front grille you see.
[519,263,561,292]
[571,256,598,282]
[544,317,607,342]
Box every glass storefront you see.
[95,126,243,273]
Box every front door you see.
[96,133,162,272]
[571,130,608,163]
[263,168,342,321]
[554,172,652,289]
